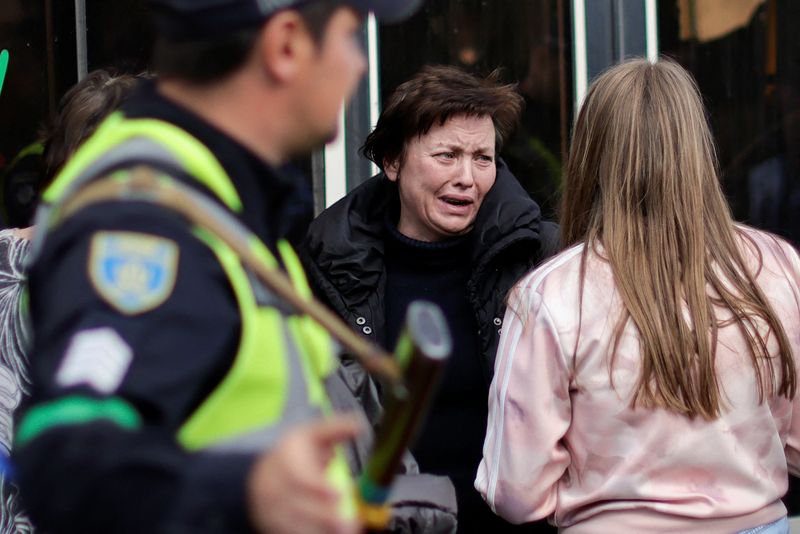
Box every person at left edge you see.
[13,1,422,533]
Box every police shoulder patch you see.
[89,231,179,315]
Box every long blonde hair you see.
[561,58,795,419]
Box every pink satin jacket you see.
[477,227,800,533]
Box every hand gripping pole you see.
[357,301,452,530]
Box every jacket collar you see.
[303,159,542,304]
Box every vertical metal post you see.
[321,13,381,207]
[75,0,88,80]
[324,108,348,208]
[572,0,588,111]
[645,0,659,62]
[366,13,380,177]
[311,150,326,216]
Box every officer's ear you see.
[256,10,316,84]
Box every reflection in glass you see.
[86,0,154,74]
[662,0,800,509]
[0,1,76,228]
[661,0,800,245]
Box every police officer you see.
[13,1,421,533]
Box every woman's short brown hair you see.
[362,65,524,170]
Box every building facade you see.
[2,1,795,240]
[0,0,794,229]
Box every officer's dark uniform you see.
[13,81,326,533]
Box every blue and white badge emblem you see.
[89,231,179,315]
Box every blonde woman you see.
[477,58,800,534]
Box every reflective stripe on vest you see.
[179,227,330,453]
[44,112,242,211]
[37,113,355,518]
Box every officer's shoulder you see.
[31,199,204,288]
[30,199,224,316]
[41,198,194,251]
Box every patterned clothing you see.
[0,229,33,533]
[478,227,800,533]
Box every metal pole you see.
[645,0,660,62]
[571,0,588,112]
[75,0,88,81]
[366,13,380,177]
[324,108,347,207]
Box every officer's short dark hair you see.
[153,1,343,85]
[361,65,525,170]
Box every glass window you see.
[84,1,316,229]
[0,1,76,227]
[378,0,573,219]
[0,1,318,229]
[86,0,154,74]
[659,0,800,245]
